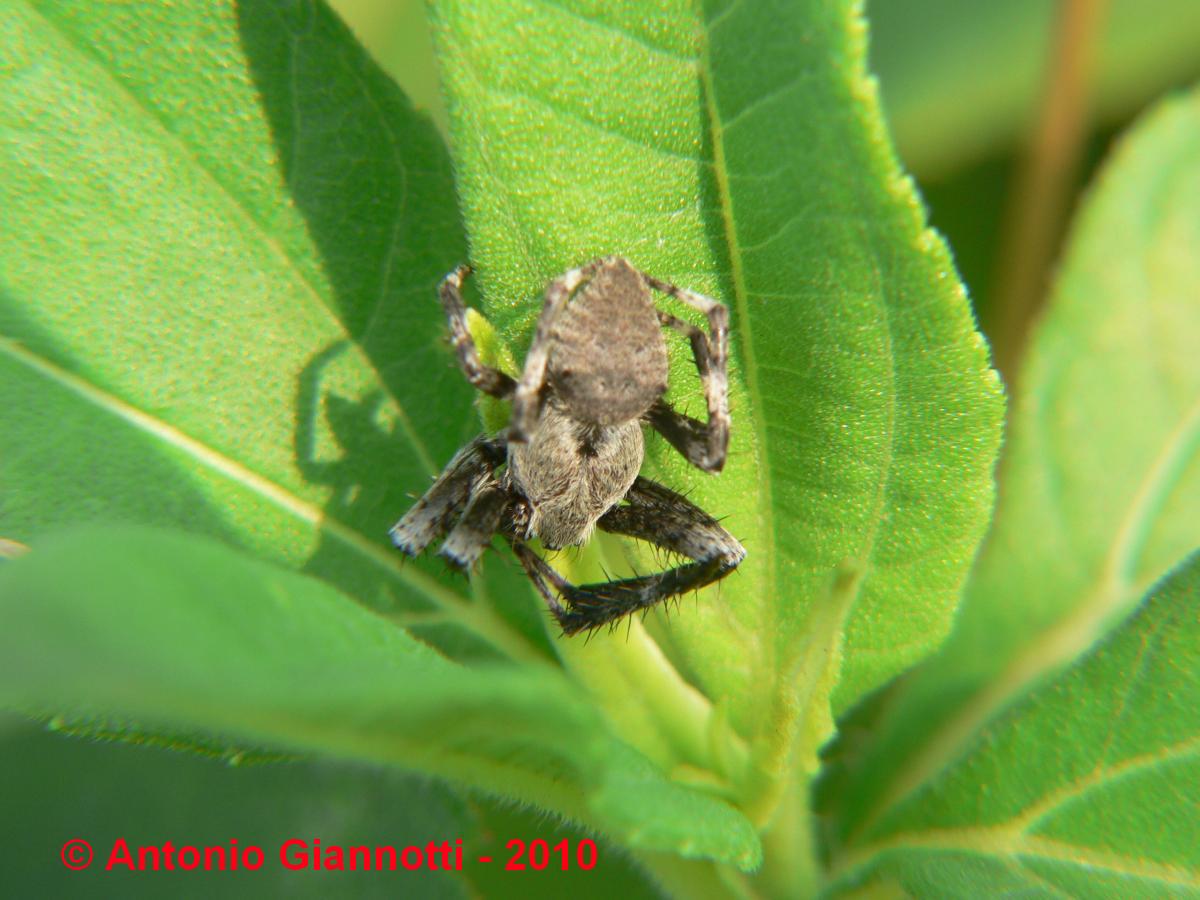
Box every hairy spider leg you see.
[512,476,745,635]
[440,480,511,569]
[389,436,506,557]
[641,274,731,473]
[439,264,517,399]
[508,260,603,443]
[509,540,572,624]
[645,312,729,473]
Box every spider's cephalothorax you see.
[390,256,744,635]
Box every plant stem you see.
[743,560,863,826]
[548,537,748,777]
[753,773,819,899]
[989,0,1107,383]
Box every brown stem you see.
[989,0,1108,384]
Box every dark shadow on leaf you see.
[235,0,548,661]
[294,340,545,661]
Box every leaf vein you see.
[699,8,779,739]
[480,81,712,167]
[1016,734,1200,835]
[0,335,545,666]
[720,78,806,136]
[529,0,695,64]
[853,393,1200,840]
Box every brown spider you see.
[390,257,744,635]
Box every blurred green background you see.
[7,0,1197,896]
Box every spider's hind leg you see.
[389,435,505,557]
[510,540,572,625]
[641,271,731,473]
[515,476,745,635]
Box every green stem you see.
[752,773,820,899]
[744,560,863,825]
[553,535,750,782]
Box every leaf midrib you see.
[701,3,905,767]
[831,827,1200,891]
[835,734,1200,886]
[700,6,780,734]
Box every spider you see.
[390,256,745,635]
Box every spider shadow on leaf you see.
[233,0,549,661]
[292,340,550,661]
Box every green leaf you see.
[0,0,545,664]
[871,0,1200,175]
[0,525,761,870]
[428,0,1001,817]
[824,84,1200,870]
[823,553,1200,896]
[1,0,1011,888]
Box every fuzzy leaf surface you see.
[825,555,1200,897]
[428,0,1002,779]
[0,0,545,663]
[0,526,762,870]
[826,85,1200,874]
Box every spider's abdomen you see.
[508,401,643,549]
[548,257,668,426]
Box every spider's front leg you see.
[389,435,506,558]
[642,274,731,473]
[508,260,602,442]
[439,264,517,399]
[512,476,745,635]
[439,479,512,570]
